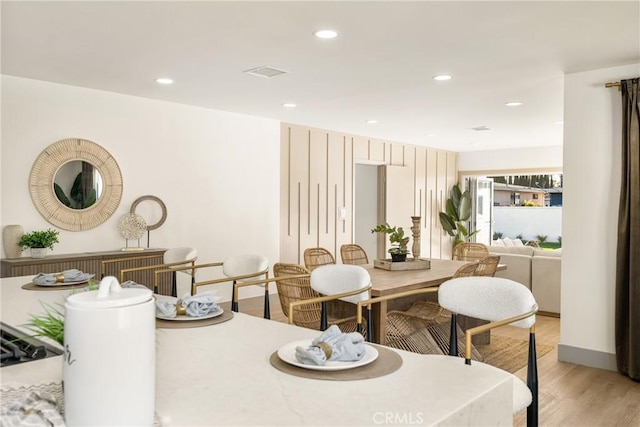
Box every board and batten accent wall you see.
[280,123,458,265]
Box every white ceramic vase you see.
[30,248,48,259]
[2,225,24,258]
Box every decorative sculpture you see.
[411,216,421,259]
[118,213,147,251]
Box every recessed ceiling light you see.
[433,75,452,81]
[471,126,491,131]
[282,103,297,108]
[154,77,173,85]
[505,102,523,107]
[366,120,378,124]
[425,133,436,137]
[314,29,338,39]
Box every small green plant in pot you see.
[439,183,479,245]
[18,228,60,258]
[371,223,410,262]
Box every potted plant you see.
[18,228,60,258]
[371,223,410,262]
[439,183,479,245]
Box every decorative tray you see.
[374,258,431,271]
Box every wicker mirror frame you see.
[29,138,123,231]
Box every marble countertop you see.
[1,275,514,426]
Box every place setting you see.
[21,269,95,291]
[154,291,233,329]
[270,325,403,381]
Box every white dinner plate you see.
[154,295,223,321]
[277,339,378,371]
[34,273,95,287]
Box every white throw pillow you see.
[513,238,524,247]
[503,237,515,247]
[492,239,505,247]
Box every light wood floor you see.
[233,295,640,427]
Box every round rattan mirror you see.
[29,138,123,231]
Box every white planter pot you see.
[30,248,48,258]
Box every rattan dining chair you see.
[355,287,484,360]
[402,261,479,320]
[272,263,369,334]
[438,276,539,427]
[303,247,336,271]
[474,255,501,277]
[451,242,489,262]
[108,247,197,296]
[340,244,369,265]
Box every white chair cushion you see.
[438,277,537,328]
[310,264,370,304]
[223,254,269,283]
[163,247,197,275]
[512,376,533,414]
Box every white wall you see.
[1,76,280,300]
[560,63,640,369]
[493,206,562,242]
[458,145,563,173]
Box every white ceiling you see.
[2,1,639,152]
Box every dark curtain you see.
[615,77,640,381]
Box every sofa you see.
[488,239,561,315]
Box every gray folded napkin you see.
[181,292,220,317]
[121,280,148,289]
[155,292,220,318]
[33,269,87,285]
[155,300,177,318]
[295,325,366,366]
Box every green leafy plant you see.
[439,183,479,245]
[18,228,60,250]
[25,302,65,346]
[536,234,548,243]
[493,231,504,240]
[371,223,410,255]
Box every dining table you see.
[365,258,507,344]
[0,274,516,426]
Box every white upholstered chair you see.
[189,254,270,318]
[111,247,197,296]
[307,264,372,332]
[223,254,270,318]
[438,276,539,427]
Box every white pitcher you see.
[64,276,155,426]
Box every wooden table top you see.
[364,258,469,296]
[364,258,507,296]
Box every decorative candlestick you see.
[411,216,421,259]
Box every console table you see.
[1,249,171,294]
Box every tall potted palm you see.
[439,184,479,245]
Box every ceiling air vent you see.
[471,126,491,131]
[244,66,288,79]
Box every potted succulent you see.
[18,228,60,258]
[371,223,410,262]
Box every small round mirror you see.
[53,161,104,210]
